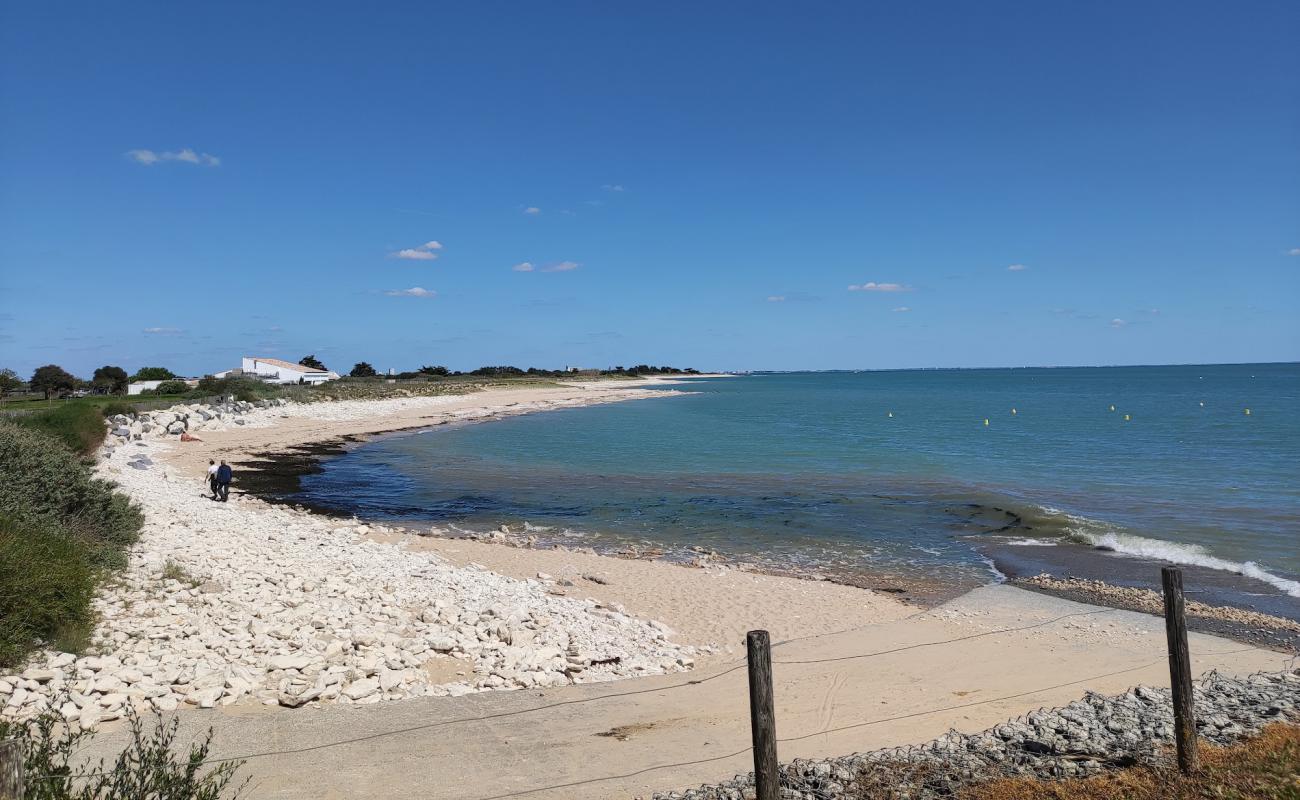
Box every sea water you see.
[295,364,1300,597]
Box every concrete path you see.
[74,585,1291,800]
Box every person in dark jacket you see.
[215,461,233,502]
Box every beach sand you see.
[94,381,1293,799]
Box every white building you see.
[235,357,340,385]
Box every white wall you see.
[127,380,164,395]
[239,358,338,385]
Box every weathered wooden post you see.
[747,629,778,800]
[0,739,23,800]
[1161,566,1198,774]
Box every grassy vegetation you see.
[953,723,1300,800]
[0,516,96,667]
[0,709,245,800]
[160,559,200,588]
[0,420,142,668]
[11,403,110,456]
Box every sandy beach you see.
[11,381,1294,799]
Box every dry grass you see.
[959,723,1300,800]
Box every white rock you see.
[341,678,379,700]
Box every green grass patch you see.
[11,403,108,456]
[161,559,200,588]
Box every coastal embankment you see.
[3,380,1296,799]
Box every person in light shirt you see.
[206,460,219,500]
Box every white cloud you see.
[394,248,438,260]
[512,262,535,272]
[384,287,435,297]
[1007,263,1027,272]
[391,240,443,260]
[767,295,786,302]
[524,207,541,215]
[543,261,579,272]
[1289,248,1300,256]
[602,184,625,192]
[892,306,911,312]
[848,282,909,292]
[142,326,183,335]
[126,148,220,167]
[1110,318,1127,328]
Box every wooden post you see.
[747,629,778,800]
[1161,566,1198,774]
[0,739,23,800]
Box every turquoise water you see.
[297,364,1300,595]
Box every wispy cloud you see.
[892,306,911,313]
[543,261,579,272]
[142,326,184,335]
[1110,318,1127,328]
[767,295,786,302]
[1289,248,1300,256]
[524,206,541,215]
[391,240,443,261]
[601,184,625,192]
[1007,263,1027,272]
[384,287,436,297]
[848,282,909,292]
[512,262,535,272]
[126,149,220,167]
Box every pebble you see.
[2,398,695,729]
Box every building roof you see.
[248,357,328,374]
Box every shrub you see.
[0,422,141,667]
[0,421,142,567]
[154,380,190,395]
[0,515,95,668]
[14,404,109,456]
[99,402,134,419]
[0,708,246,799]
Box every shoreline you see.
[222,392,1300,637]
[11,382,1298,798]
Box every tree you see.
[30,364,78,399]
[349,362,377,378]
[299,355,327,370]
[131,366,176,381]
[92,365,130,395]
[0,368,21,396]
[417,365,449,376]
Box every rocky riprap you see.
[652,669,1300,800]
[103,398,285,451]
[3,412,694,731]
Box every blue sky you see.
[1,1,1297,376]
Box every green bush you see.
[0,516,95,667]
[0,422,142,667]
[154,380,190,395]
[98,402,134,419]
[14,404,109,456]
[0,709,246,800]
[0,421,142,568]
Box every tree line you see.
[0,365,186,400]
[0,357,703,400]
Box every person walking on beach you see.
[206,459,219,500]
[215,460,233,502]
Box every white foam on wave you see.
[1001,537,1057,547]
[1050,510,1300,598]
